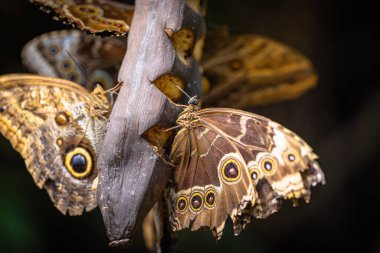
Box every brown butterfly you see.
[201,28,317,108]
[30,0,134,36]
[0,74,111,215]
[22,28,317,111]
[22,30,126,91]
[168,95,325,238]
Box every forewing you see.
[198,108,325,222]
[0,74,110,215]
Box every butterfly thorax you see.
[176,104,201,128]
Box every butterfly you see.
[21,29,126,92]
[22,27,317,111]
[30,0,134,36]
[167,95,325,238]
[200,27,317,108]
[0,74,111,215]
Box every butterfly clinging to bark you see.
[0,74,111,215]
[22,28,317,111]
[167,95,325,238]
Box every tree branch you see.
[96,0,205,248]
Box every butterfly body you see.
[0,74,111,215]
[169,97,325,238]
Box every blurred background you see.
[0,0,379,252]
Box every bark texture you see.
[96,0,205,248]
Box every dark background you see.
[1,0,379,252]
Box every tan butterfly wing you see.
[202,34,317,108]
[30,0,134,36]
[0,74,111,215]
[169,107,324,237]
[169,122,254,238]
[198,109,325,225]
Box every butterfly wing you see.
[201,34,317,108]
[169,107,324,237]
[30,0,134,36]
[22,30,126,91]
[169,120,255,238]
[198,108,325,223]
[0,74,111,215]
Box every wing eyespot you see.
[249,167,261,184]
[48,45,60,56]
[64,147,93,179]
[221,157,241,183]
[60,60,74,73]
[190,192,204,212]
[204,188,216,208]
[176,196,188,213]
[74,4,102,15]
[284,150,299,165]
[56,137,63,147]
[69,72,79,82]
[55,112,70,126]
[260,156,277,176]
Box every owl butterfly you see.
[168,96,325,238]
[23,28,317,110]
[22,29,126,93]
[201,27,317,108]
[0,74,111,215]
[30,0,134,36]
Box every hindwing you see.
[0,74,111,215]
[22,30,126,91]
[170,123,254,238]
[30,0,134,36]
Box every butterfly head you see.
[188,96,199,106]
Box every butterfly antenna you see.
[106,81,123,94]
[176,85,191,99]
[201,73,242,102]
[194,79,200,97]
[65,49,86,76]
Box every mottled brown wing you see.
[201,34,317,108]
[30,0,134,36]
[21,30,126,91]
[169,122,255,239]
[197,108,325,228]
[0,74,111,215]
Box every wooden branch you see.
[96,0,205,248]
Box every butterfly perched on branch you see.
[21,28,317,109]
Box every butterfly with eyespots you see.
[22,26,316,109]
[0,74,111,215]
[15,29,322,236]
[168,95,325,238]
[0,73,324,237]
[22,30,126,92]
[10,2,320,238]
